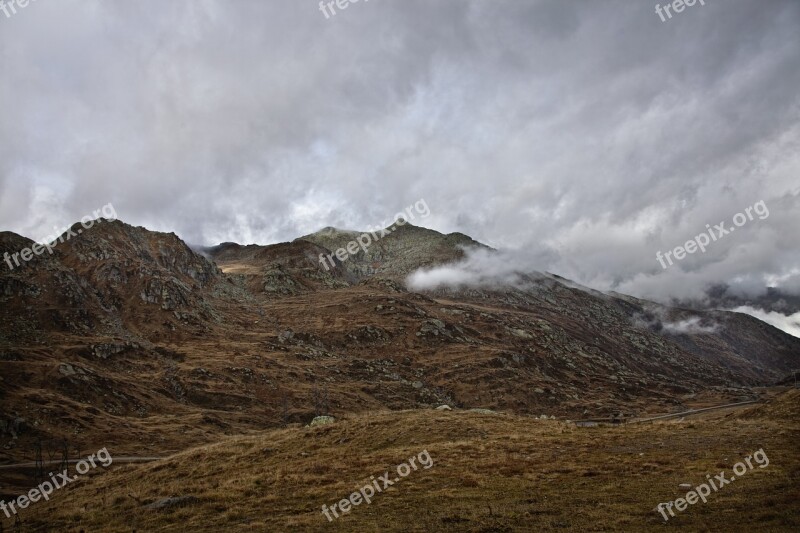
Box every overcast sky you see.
[1,0,799,329]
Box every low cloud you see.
[630,307,720,336]
[406,247,552,291]
[660,317,719,335]
[732,306,800,339]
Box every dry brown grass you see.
[5,392,799,532]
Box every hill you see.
[1,218,798,505]
[16,389,800,532]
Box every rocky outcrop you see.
[310,416,335,427]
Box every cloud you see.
[660,317,719,335]
[1,0,799,311]
[732,306,800,339]
[627,305,720,336]
[406,247,550,290]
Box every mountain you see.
[296,223,487,280]
[1,218,798,495]
[678,284,800,315]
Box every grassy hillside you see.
[9,390,799,532]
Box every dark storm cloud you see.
[1,0,799,330]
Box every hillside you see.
[1,218,798,510]
[16,389,800,532]
[295,223,487,280]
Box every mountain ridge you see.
[0,218,797,493]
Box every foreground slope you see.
[15,390,800,532]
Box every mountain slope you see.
[296,223,487,280]
[1,218,798,489]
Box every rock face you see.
[0,220,233,342]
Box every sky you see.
[1,0,799,332]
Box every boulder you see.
[309,416,335,427]
[145,496,198,511]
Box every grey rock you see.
[509,328,533,339]
[309,416,335,427]
[58,363,78,376]
[145,496,198,510]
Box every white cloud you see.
[1,0,798,308]
[732,306,800,339]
